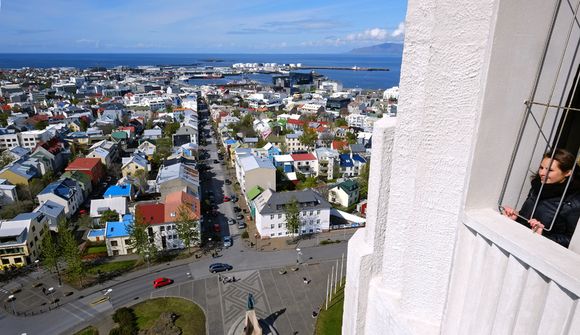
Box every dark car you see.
[225,180,232,185]
[233,206,242,213]
[214,159,219,164]
[213,223,221,233]
[153,277,173,288]
[231,196,238,202]
[209,263,232,273]
[237,221,246,229]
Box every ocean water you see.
[0,53,401,90]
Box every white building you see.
[0,131,21,150]
[252,189,331,238]
[343,1,580,334]
[89,197,127,225]
[19,130,52,150]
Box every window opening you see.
[499,0,580,234]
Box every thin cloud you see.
[15,28,53,35]
[391,22,405,37]
[228,19,343,35]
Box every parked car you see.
[231,196,238,202]
[213,223,221,233]
[213,159,219,164]
[227,218,236,225]
[223,196,231,202]
[225,180,232,185]
[236,214,244,220]
[223,236,232,248]
[237,221,246,229]
[153,277,173,288]
[209,263,233,273]
[233,206,242,212]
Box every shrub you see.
[241,231,249,239]
[112,307,137,334]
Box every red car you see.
[213,223,221,233]
[223,196,231,202]
[153,277,173,288]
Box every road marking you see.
[69,301,96,318]
[62,305,86,321]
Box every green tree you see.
[40,230,62,285]
[163,122,180,137]
[79,118,88,131]
[58,220,84,285]
[357,161,371,199]
[335,118,348,127]
[133,169,148,193]
[298,127,318,149]
[297,176,318,190]
[35,120,49,130]
[0,112,9,127]
[0,200,34,219]
[346,131,357,144]
[127,211,157,262]
[174,204,199,254]
[99,209,120,226]
[284,197,301,236]
[0,152,15,169]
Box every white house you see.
[252,189,331,238]
[89,197,127,225]
[37,178,84,217]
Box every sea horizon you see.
[0,53,402,90]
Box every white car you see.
[223,236,232,248]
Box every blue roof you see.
[39,178,77,200]
[87,229,105,238]
[122,214,133,222]
[13,212,42,221]
[104,184,132,197]
[352,154,366,163]
[225,139,237,145]
[339,154,354,167]
[105,221,131,238]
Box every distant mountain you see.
[348,43,404,56]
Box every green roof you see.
[111,131,128,139]
[62,170,91,188]
[338,179,359,193]
[247,186,264,201]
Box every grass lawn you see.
[132,297,206,335]
[85,245,107,254]
[86,260,137,275]
[73,326,98,335]
[315,284,344,335]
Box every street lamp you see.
[7,295,15,314]
[296,248,302,264]
[145,254,150,272]
[34,259,39,271]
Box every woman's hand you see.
[501,206,518,220]
[529,219,544,235]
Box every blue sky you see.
[0,0,407,53]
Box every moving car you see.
[209,263,233,273]
[153,277,173,288]
[223,235,232,248]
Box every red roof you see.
[291,153,317,161]
[332,140,348,151]
[1,105,10,111]
[164,191,200,222]
[66,158,102,171]
[136,203,166,225]
[287,119,305,126]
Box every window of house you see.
[317,219,320,224]
[111,241,118,246]
[29,241,33,247]
[1,259,9,265]
[270,215,274,219]
[160,226,165,232]
[31,226,35,232]
[270,224,275,229]
[278,214,282,219]
[278,223,282,228]
[124,239,130,245]
[13,257,22,263]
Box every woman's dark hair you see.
[543,149,577,173]
[532,148,578,181]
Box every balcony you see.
[443,209,580,333]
